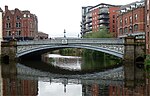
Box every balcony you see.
[88,23,92,27]
[85,19,92,24]
[99,20,109,24]
[98,15,109,20]
[99,11,109,15]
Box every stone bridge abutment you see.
[123,36,145,88]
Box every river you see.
[0,54,148,96]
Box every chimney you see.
[5,5,8,11]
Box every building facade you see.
[116,1,145,38]
[2,6,38,41]
[80,3,120,37]
[145,0,150,54]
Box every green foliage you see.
[145,54,150,72]
[83,26,113,38]
[82,26,120,69]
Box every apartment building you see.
[80,3,120,37]
[2,6,38,41]
[145,0,150,54]
[116,1,145,38]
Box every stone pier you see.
[1,40,17,78]
[124,36,145,88]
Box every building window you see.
[119,28,123,34]
[16,30,21,36]
[23,14,26,17]
[129,16,132,24]
[113,20,115,23]
[124,27,128,33]
[6,23,11,28]
[113,25,115,28]
[129,26,133,33]
[16,16,20,20]
[120,19,122,26]
[6,30,11,36]
[125,18,127,25]
[6,16,10,20]
[113,29,115,32]
[16,22,21,28]
[134,24,138,31]
[113,15,115,18]
[147,13,149,25]
[134,14,138,21]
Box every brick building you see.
[145,0,150,54]
[2,5,38,41]
[80,3,120,37]
[116,1,145,38]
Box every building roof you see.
[0,8,3,12]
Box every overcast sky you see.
[1,0,141,37]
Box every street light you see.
[64,29,66,38]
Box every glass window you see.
[6,23,11,28]
[119,28,123,33]
[129,16,132,23]
[16,30,21,36]
[16,22,21,28]
[113,15,115,18]
[134,14,138,21]
[6,30,11,36]
[120,19,122,26]
[134,24,138,31]
[16,16,20,20]
[124,27,128,33]
[6,16,10,20]
[125,18,127,25]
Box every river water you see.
[0,54,148,96]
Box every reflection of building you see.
[81,3,120,37]
[117,1,145,38]
[3,79,38,96]
[82,83,109,96]
[82,83,146,96]
[2,5,38,40]
[0,65,3,96]
[109,85,145,96]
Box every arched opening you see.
[2,55,9,64]
[135,57,144,69]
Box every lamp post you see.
[64,29,66,38]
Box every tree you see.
[83,26,113,38]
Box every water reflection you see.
[0,54,150,96]
[48,54,81,71]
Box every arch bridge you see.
[1,36,145,88]
[16,38,124,58]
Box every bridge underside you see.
[18,45,123,60]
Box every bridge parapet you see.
[17,38,124,45]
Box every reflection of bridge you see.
[1,36,145,87]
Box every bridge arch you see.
[17,45,123,59]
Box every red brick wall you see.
[117,6,145,37]
[146,0,150,54]
[92,8,99,32]
[2,6,38,40]
[109,7,120,37]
